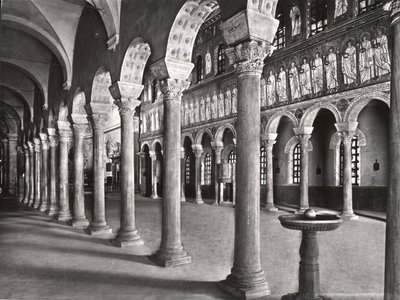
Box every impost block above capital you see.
[57,120,72,132]
[71,113,88,126]
[293,126,314,136]
[39,133,49,142]
[151,58,194,82]
[6,133,18,142]
[261,133,278,144]
[109,81,144,101]
[335,122,358,135]
[47,127,57,137]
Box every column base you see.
[219,271,271,300]
[57,211,72,221]
[111,229,143,247]
[181,197,186,202]
[281,292,328,300]
[150,247,192,267]
[340,212,359,221]
[39,204,49,213]
[27,199,34,206]
[48,207,59,217]
[33,202,40,209]
[87,224,113,236]
[151,193,159,200]
[71,218,89,228]
[262,205,279,212]
[295,208,308,215]
[195,198,204,204]
[212,202,219,206]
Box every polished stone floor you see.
[0,193,385,299]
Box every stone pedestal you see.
[27,142,35,206]
[7,134,18,195]
[385,2,400,299]
[150,78,191,267]
[219,41,273,299]
[39,134,50,212]
[33,138,42,209]
[193,144,204,204]
[23,144,30,204]
[262,134,278,211]
[87,115,112,236]
[211,141,223,206]
[48,130,59,216]
[111,99,142,246]
[57,128,72,221]
[71,124,89,228]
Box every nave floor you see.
[0,194,385,300]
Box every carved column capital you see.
[6,133,18,142]
[39,133,49,150]
[16,146,24,154]
[58,129,73,143]
[27,141,34,151]
[115,99,141,117]
[181,147,186,159]
[192,144,203,158]
[89,114,108,130]
[297,134,312,146]
[160,78,190,101]
[149,150,157,161]
[72,124,88,136]
[33,138,42,153]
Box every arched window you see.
[274,3,285,50]
[228,150,236,164]
[196,56,204,83]
[310,0,327,36]
[340,137,361,185]
[293,143,301,184]
[185,155,191,185]
[202,153,212,185]
[151,79,157,102]
[358,0,383,14]
[260,146,267,185]
[217,45,226,74]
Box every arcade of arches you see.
[2,0,400,299]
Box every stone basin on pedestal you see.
[279,209,342,300]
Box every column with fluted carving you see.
[150,78,192,267]
[27,141,35,205]
[294,127,314,213]
[23,144,30,204]
[33,138,42,209]
[57,126,72,221]
[87,114,112,235]
[39,133,50,212]
[7,134,18,195]
[211,141,223,206]
[48,128,59,216]
[192,144,204,204]
[149,151,159,199]
[261,133,278,211]
[385,1,400,299]
[109,81,143,247]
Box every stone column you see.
[150,78,192,267]
[33,138,42,209]
[16,146,25,201]
[137,151,145,195]
[219,40,275,298]
[149,150,159,199]
[335,123,359,220]
[57,127,72,221]
[261,133,278,211]
[1,138,9,193]
[27,142,35,206]
[211,141,223,206]
[71,123,89,228]
[109,81,144,247]
[7,134,18,195]
[23,144,30,204]
[192,144,204,204]
[385,2,400,299]
[293,127,314,213]
[39,133,50,212]
[180,147,186,202]
[48,128,59,216]
[87,114,112,235]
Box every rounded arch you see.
[91,66,113,105]
[141,141,151,152]
[151,139,163,151]
[266,111,298,133]
[195,128,214,145]
[181,132,194,146]
[284,136,313,184]
[0,101,21,135]
[344,91,390,123]
[221,143,236,162]
[120,38,151,84]
[165,0,219,64]
[300,103,342,127]
[214,123,236,143]
[0,84,32,124]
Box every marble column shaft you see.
[341,133,358,219]
[48,131,59,216]
[385,2,400,299]
[151,78,191,267]
[7,135,18,195]
[23,144,30,204]
[27,142,35,205]
[33,138,42,209]
[263,137,278,211]
[112,100,142,246]
[193,144,204,204]
[180,148,186,202]
[39,134,50,212]
[71,124,89,227]
[2,138,9,193]
[149,151,159,199]
[57,130,72,221]
[298,134,311,212]
[88,115,111,235]
[212,143,223,206]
